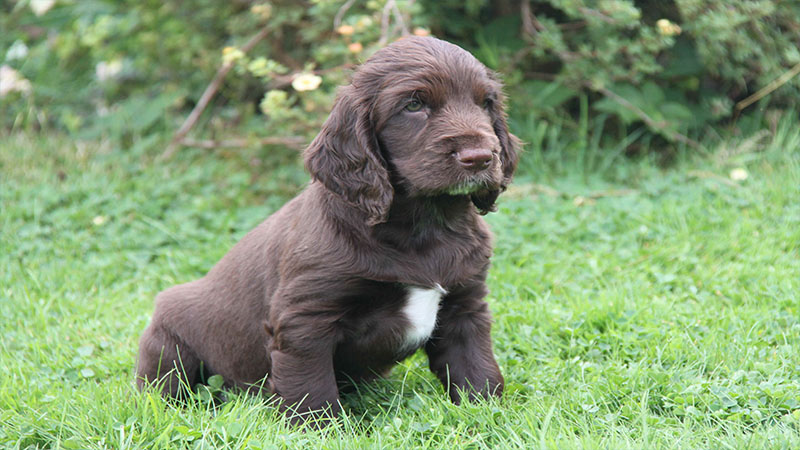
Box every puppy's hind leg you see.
[136,323,200,399]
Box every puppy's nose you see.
[456,148,493,172]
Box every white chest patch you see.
[401,284,446,350]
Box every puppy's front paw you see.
[448,372,504,405]
[268,348,341,426]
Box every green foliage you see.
[2,1,799,153]
[424,0,800,148]
[0,0,428,143]
[3,0,238,135]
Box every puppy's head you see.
[305,36,519,224]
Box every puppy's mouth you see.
[445,158,503,195]
[444,180,492,195]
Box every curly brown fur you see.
[136,36,519,424]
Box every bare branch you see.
[735,61,800,114]
[178,136,307,150]
[521,1,545,37]
[390,0,409,36]
[378,0,394,46]
[590,83,701,149]
[521,5,581,61]
[521,1,539,37]
[333,0,358,29]
[161,26,271,160]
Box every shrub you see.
[0,0,429,145]
[424,0,800,149]
[2,0,798,154]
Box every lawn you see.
[1,123,798,449]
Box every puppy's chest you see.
[348,283,446,356]
[399,284,446,350]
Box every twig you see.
[178,137,307,150]
[378,0,394,45]
[160,26,271,160]
[521,6,579,61]
[377,0,411,45]
[521,1,537,37]
[390,0,409,36]
[333,0,358,29]
[735,61,800,114]
[593,84,666,129]
[590,83,701,149]
[521,1,544,38]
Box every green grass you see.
[1,121,799,449]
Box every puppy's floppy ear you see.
[304,85,393,225]
[471,89,520,214]
[492,99,520,188]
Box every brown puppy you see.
[136,36,519,422]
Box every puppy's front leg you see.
[268,312,341,425]
[425,285,504,404]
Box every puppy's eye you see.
[404,99,424,112]
[483,97,494,110]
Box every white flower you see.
[729,168,748,181]
[95,60,123,82]
[30,0,56,16]
[6,40,29,61]
[291,73,322,92]
[656,19,681,36]
[0,65,32,97]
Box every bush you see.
[2,0,798,154]
[0,0,429,145]
[424,0,800,149]
[4,1,227,139]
